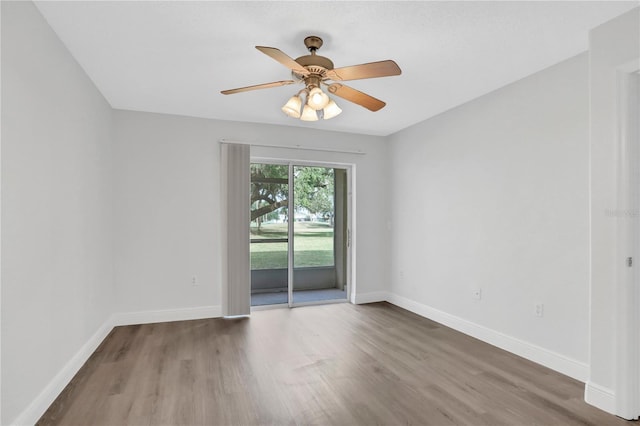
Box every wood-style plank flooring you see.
[38,302,627,425]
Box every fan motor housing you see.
[295,55,334,71]
[293,55,334,82]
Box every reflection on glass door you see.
[250,162,348,307]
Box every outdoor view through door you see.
[250,163,348,306]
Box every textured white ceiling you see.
[35,1,638,136]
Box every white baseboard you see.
[386,293,589,382]
[112,305,222,326]
[11,305,223,425]
[585,382,615,415]
[10,316,115,426]
[353,291,390,305]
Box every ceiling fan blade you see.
[326,60,401,81]
[256,46,309,76]
[327,83,386,112]
[221,80,296,95]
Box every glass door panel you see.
[250,163,289,306]
[292,166,347,304]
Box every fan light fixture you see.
[307,87,330,110]
[282,93,303,118]
[300,104,319,121]
[282,86,341,121]
[322,99,342,120]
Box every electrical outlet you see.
[191,276,198,286]
[472,288,482,300]
[535,303,544,317]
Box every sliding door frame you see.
[287,162,294,307]
[250,157,355,309]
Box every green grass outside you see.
[250,222,334,269]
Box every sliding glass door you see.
[250,162,349,307]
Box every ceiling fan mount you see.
[221,35,401,119]
[292,36,334,80]
[303,35,323,52]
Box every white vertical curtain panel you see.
[221,143,251,316]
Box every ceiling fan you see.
[221,36,401,121]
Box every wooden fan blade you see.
[327,83,386,112]
[256,46,309,75]
[221,80,296,95]
[326,60,401,81]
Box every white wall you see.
[112,110,390,315]
[1,2,114,424]
[387,53,590,378]
[587,7,640,415]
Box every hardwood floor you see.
[38,302,627,425]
